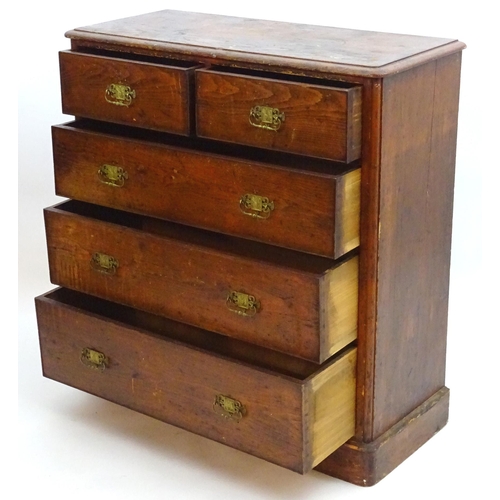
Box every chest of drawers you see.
[35,10,464,486]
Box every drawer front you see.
[44,201,358,363]
[60,51,196,135]
[36,288,356,473]
[196,69,362,162]
[52,123,360,259]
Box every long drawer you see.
[59,51,198,135]
[44,200,358,363]
[52,121,360,259]
[36,288,356,474]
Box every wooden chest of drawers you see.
[35,10,464,486]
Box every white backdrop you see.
[16,1,495,498]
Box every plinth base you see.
[315,387,450,486]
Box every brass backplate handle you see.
[226,291,260,317]
[98,164,128,187]
[90,252,119,275]
[105,83,136,107]
[249,105,285,131]
[240,194,274,219]
[81,347,107,371]
[213,394,246,422]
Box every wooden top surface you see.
[66,10,465,77]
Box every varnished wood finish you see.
[315,387,450,485]
[59,51,197,135]
[36,288,356,474]
[352,78,382,441]
[317,52,462,483]
[52,121,360,258]
[196,69,362,162]
[371,53,461,438]
[65,10,464,78]
[44,200,358,362]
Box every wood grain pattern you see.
[50,288,320,379]
[320,257,359,359]
[60,51,197,134]
[52,121,359,258]
[372,53,461,437]
[308,348,356,469]
[65,10,464,78]
[36,288,356,474]
[353,77,383,440]
[44,200,358,362]
[196,69,362,162]
[313,53,462,480]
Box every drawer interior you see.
[51,199,344,273]
[71,46,200,69]
[65,119,358,175]
[205,64,359,89]
[45,287,330,380]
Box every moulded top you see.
[66,9,465,77]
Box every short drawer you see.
[59,51,198,135]
[36,288,356,474]
[52,121,360,259]
[44,200,358,363]
[196,68,362,162]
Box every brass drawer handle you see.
[213,394,246,422]
[226,291,260,317]
[105,83,136,107]
[98,164,128,187]
[249,105,285,131]
[90,252,119,275]
[81,347,107,371]
[240,194,274,219]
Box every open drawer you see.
[44,200,358,363]
[59,50,198,135]
[36,287,357,474]
[196,67,362,162]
